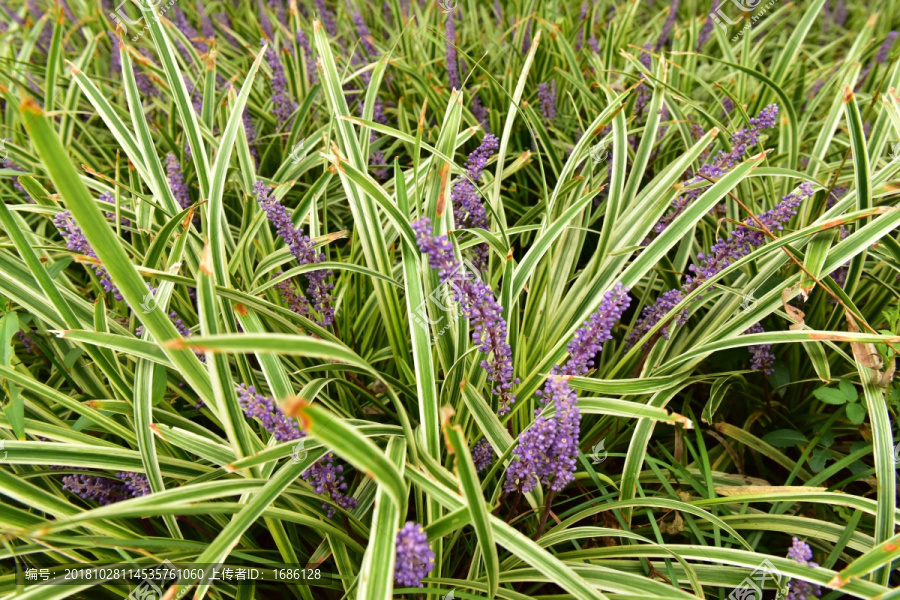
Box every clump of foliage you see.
[0,0,899,598]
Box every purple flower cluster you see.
[349,5,377,56]
[413,218,519,414]
[857,32,898,90]
[296,29,318,83]
[828,0,847,29]
[471,439,493,472]
[184,74,202,116]
[697,0,719,49]
[166,153,191,210]
[108,31,122,75]
[646,104,778,242]
[744,322,775,374]
[100,191,130,229]
[3,158,26,193]
[721,96,735,119]
[302,452,359,516]
[16,330,37,354]
[257,0,274,39]
[61,471,149,506]
[655,0,680,51]
[505,284,630,493]
[877,31,898,64]
[264,41,297,125]
[314,0,338,37]
[268,0,286,24]
[452,134,499,272]
[537,81,557,122]
[255,181,335,326]
[472,94,489,132]
[135,50,160,98]
[562,283,632,376]
[627,182,816,348]
[243,109,260,165]
[446,14,461,89]
[786,538,823,600]
[394,522,435,587]
[119,471,152,497]
[53,211,122,301]
[236,384,302,442]
[171,6,206,54]
[196,0,215,39]
[274,271,310,317]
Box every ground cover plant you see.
[1,0,900,598]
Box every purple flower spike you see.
[506,284,630,493]
[504,410,557,493]
[349,4,377,55]
[135,50,160,98]
[100,191,130,228]
[697,1,719,49]
[522,21,532,54]
[196,0,215,39]
[118,472,151,498]
[257,0,274,39]
[297,29,318,83]
[274,271,310,317]
[563,283,631,376]
[472,439,493,472]
[721,96,735,119]
[744,322,775,375]
[54,211,122,301]
[62,473,125,505]
[538,81,557,123]
[16,330,37,354]
[785,538,822,600]
[412,218,519,414]
[108,31,122,75]
[264,41,298,125]
[171,5,206,53]
[302,452,359,516]
[236,384,302,442]
[830,0,847,29]
[446,14,460,89]
[877,31,898,64]
[452,134,499,272]
[628,180,815,349]
[472,94,490,132]
[394,522,435,587]
[314,0,338,37]
[255,181,335,326]
[646,104,778,244]
[656,0,680,51]
[268,0,286,23]
[61,471,149,505]
[166,153,191,210]
[243,109,260,165]
[3,158,27,194]
[626,288,687,347]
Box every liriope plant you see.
[0,0,899,599]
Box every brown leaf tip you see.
[843,84,854,103]
[281,395,308,418]
[199,244,214,275]
[21,97,43,115]
[163,338,189,350]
